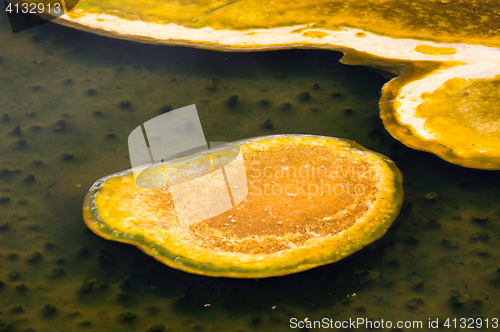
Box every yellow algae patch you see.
[83,135,403,278]
[415,45,456,56]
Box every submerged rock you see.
[119,100,131,109]
[119,311,136,322]
[278,102,291,111]
[299,91,310,100]
[79,279,97,293]
[224,94,238,106]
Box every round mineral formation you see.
[83,135,403,278]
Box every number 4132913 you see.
[5,2,62,14]
[444,318,499,329]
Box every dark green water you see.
[1,12,500,332]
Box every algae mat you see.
[1,10,500,332]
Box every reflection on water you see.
[0,10,499,332]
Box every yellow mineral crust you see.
[28,0,500,169]
[83,135,403,278]
[382,62,500,169]
[54,0,500,48]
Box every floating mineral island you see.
[54,0,500,169]
[84,135,403,278]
